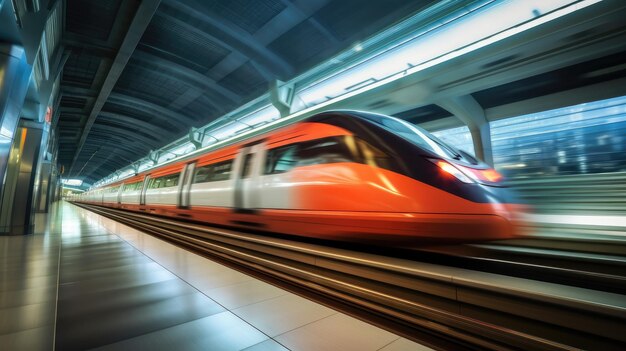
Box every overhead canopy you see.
[56,0,438,183]
[54,0,626,186]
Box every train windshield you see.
[357,112,478,164]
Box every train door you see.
[178,162,196,208]
[116,185,123,205]
[234,142,265,212]
[140,175,150,206]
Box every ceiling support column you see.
[0,120,45,235]
[0,45,31,209]
[269,79,295,117]
[188,127,203,149]
[437,95,494,166]
[148,150,161,165]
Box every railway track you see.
[400,243,626,295]
[75,203,626,351]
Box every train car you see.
[76,110,527,243]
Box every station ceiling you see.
[53,0,626,185]
[57,0,437,183]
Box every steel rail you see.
[403,244,626,294]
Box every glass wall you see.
[432,126,474,157]
[491,96,626,178]
[428,95,626,179]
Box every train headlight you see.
[430,158,504,185]
[429,159,474,183]
[459,166,503,184]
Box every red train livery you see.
[75,111,527,243]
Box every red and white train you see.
[74,111,526,243]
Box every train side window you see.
[210,161,232,181]
[194,160,233,183]
[193,165,213,183]
[149,177,162,189]
[125,181,142,191]
[164,173,180,187]
[265,145,298,174]
[297,136,357,167]
[356,139,396,171]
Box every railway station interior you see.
[1,0,625,350]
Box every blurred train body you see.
[74,111,526,243]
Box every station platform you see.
[0,201,431,351]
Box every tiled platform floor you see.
[0,201,432,350]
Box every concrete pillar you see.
[33,125,53,213]
[34,161,52,212]
[436,95,494,166]
[0,46,31,189]
[0,45,32,226]
[0,120,44,235]
[50,171,61,203]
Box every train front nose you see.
[479,184,532,238]
[424,158,531,240]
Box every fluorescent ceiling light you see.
[61,179,83,186]
[297,0,600,107]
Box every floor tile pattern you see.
[0,202,432,350]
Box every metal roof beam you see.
[88,124,161,147]
[165,0,329,112]
[267,1,336,44]
[82,147,148,178]
[80,155,129,170]
[68,0,161,175]
[59,106,85,114]
[161,1,294,79]
[98,111,175,139]
[81,156,133,176]
[107,92,197,126]
[62,34,117,59]
[61,85,98,98]
[72,143,149,179]
[69,133,157,178]
[79,140,148,156]
[132,50,240,104]
[81,166,119,182]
